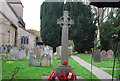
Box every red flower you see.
[66,71,76,80]
[63,61,68,65]
[58,74,66,81]
[48,71,56,80]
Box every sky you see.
[21,0,45,31]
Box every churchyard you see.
[0,0,120,81]
[1,51,119,80]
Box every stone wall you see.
[0,0,37,49]
[0,13,16,46]
[17,27,36,49]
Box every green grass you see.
[2,59,60,79]
[69,58,98,81]
[104,70,120,78]
[2,57,98,80]
[71,51,78,55]
[78,55,119,68]
[0,60,2,81]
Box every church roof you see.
[7,0,24,7]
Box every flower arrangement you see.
[63,61,68,65]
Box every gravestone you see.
[41,45,53,67]
[0,46,8,60]
[27,49,34,57]
[40,46,44,58]
[29,52,40,67]
[35,46,41,58]
[100,50,108,60]
[56,46,62,59]
[100,50,114,61]
[106,49,114,60]
[68,46,73,54]
[10,47,26,60]
[56,10,74,76]
[93,49,101,62]
[10,47,20,60]
[41,54,51,67]
[17,49,26,60]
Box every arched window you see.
[21,36,29,44]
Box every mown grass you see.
[69,58,98,81]
[78,55,119,68]
[2,57,98,80]
[2,58,60,79]
[104,70,120,78]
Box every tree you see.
[40,2,64,51]
[41,1,97,53]
[91,7,111,45]
[100,8,120,51]
[66,2,97,53]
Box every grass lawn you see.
[78,55,119,68]
[104,70,120,78]
[2,57,98,80]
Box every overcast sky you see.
[21,0,45,31]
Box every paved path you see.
[99,68,120,70]
[71,55,114,80]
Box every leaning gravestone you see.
[56,46,62,59]
[100,50,108,60]
[93,49,101,62]
[106,49,114,60]
[29,52,40,67]
[41,54,51,67]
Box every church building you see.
[0,0,37,49]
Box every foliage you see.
[71,51,78,54]
[40,2,97,53]
[65,2,97,53]
[40,2,64,51]
[100,9,120,51]
[68,40,74,47]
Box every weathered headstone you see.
[56,10,74,76]
[35,46,41,58]
[29,52,40,67]
[41,54,51,67]
[68,46,73,54]
[0,46,8,60]
[10,47,20,60]
[100,50,114,61]
[93,49,101,62]
[107,49,114,60]
[17,49,26,60]
[41,45,53,67]
[40,46,44,58]
[10,47,26,60]
[56,46,62,59]
[100,50,107,60]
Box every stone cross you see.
[57,10,74,64]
